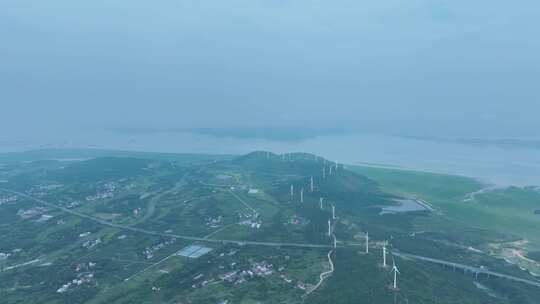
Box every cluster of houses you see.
[64,201,82,209]
[79,232,101,249]
[16,206,53,222]
[190,257,309,294]
[239,218,262,229]
[217,260,275,286]
[26,184,63,197]
[0,195,18,205]
[0,248,22,261]
[82,238,101,249]
[17,207,48,220]
[85,182,118,202]
[79,232,92,238]
[143,238,177,259]
[56,273,94,293]
[36,214,53,222]
[75,261,97,273]
[206,216,223,228]
[56,257,98,294]
[191,275,216,289]
[0,252,11,260]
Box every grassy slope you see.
[349,165,540,249]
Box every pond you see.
[380,199,428,215]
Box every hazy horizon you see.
[2,0,540,145]
[2,1,539,186]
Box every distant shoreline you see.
[346,162,494,188]
[1,144,538,188]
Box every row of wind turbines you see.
[284,154,403,292]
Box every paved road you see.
[5,188,540,290]
[392,251,540,288]
[198,181,241,188]
[1,258,41,272]
[0,189,330,250]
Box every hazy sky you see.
[2,0,539,141]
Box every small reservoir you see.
[380,199,428,215]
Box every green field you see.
[350,165,540,272]
[0,150,539,303]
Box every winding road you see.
[308,235,336,295]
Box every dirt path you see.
[308,249,335,295]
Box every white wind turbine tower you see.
[382,241,388,268]
[320,197,324,210]
[365,232,369,254]
[332,205,336,220]
[391,259,400,290]
[329,166,333,176]
[310,176,314,192]
[328,219,332,237]
[290,184,294,199]
[300,188,304,203]
[322,166,326,179]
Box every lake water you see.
[1,131,539,187]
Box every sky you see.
[1,0,540,143]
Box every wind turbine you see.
[382,241,388,268]
[300,188,304,203]
[290,184,294,199]
[310,176,314,192]
[365,232,369,254]
[320,197,324,210]
[328,219,332,237]
[332,204,336,220]
[391,258,400,290]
